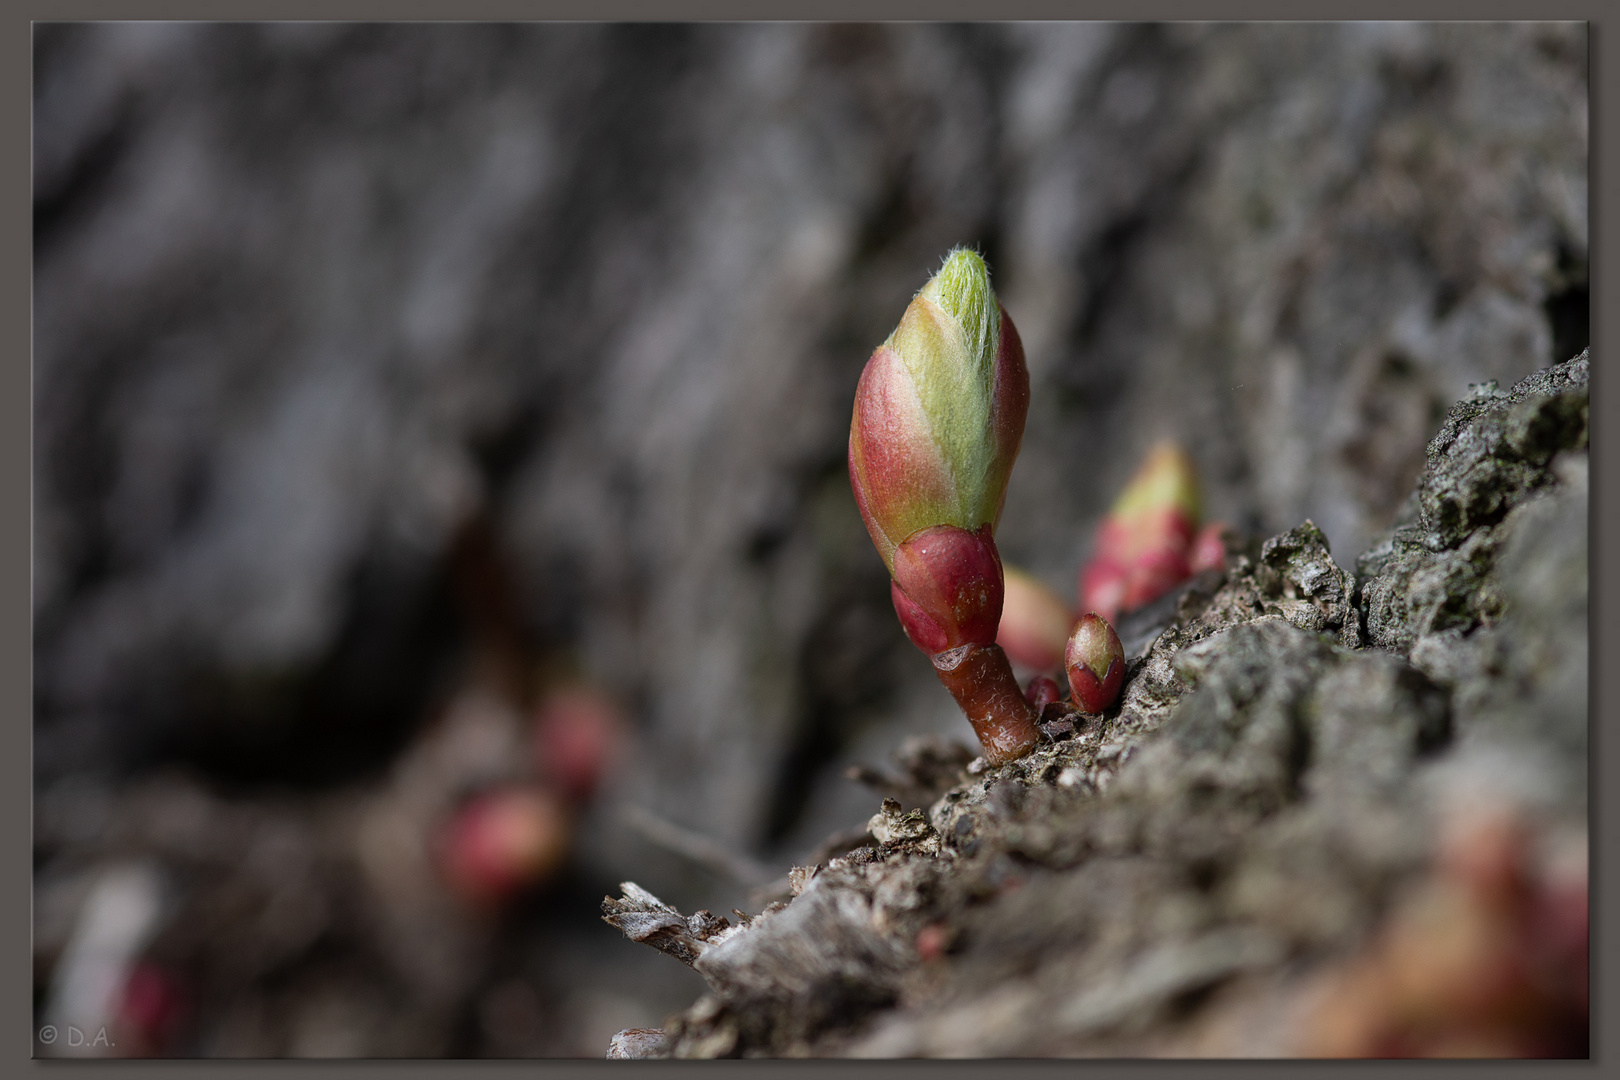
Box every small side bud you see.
[1024,675,1062,710]
[1065,613,1124,715]
[997,565,1077,672]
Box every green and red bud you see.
[1065,612,1125,715]
[1079,440,1202,622]
[849,249,1029,573]
[997,564,1077,673]
[849,249,1039,764]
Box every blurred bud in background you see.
[114,962,189,1058]
[1303,801,1588,1058]
[532,684,626,805]
[1079,440,1202,623]
[1189,520,1234,575]
[997,565,1076,674]
[439,786,571,910]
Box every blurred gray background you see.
[33,22,1586,1057]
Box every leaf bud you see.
[1065,612,1125,715]
[849,248,1029,573]
[1080,440,1202,621]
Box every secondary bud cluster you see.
[848,252,1221,758]
[437,683,627,910]
[1080,440,1229,623]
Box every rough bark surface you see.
[605,352,1588,1058]
[33,24,1585,1056]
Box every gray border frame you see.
[15,0,1609,1076]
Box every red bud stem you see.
[930,643,1041,764]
